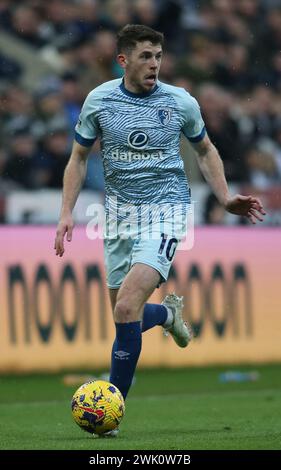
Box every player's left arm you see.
[191,134,266,224]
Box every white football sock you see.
[163,306,174,328]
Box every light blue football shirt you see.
[75,78,206,226]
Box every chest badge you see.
[158,107,172,125]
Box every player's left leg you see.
[131,235,193,346]
[109,288,170,332]
[108,265,188,341]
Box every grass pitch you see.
[0,364,280,450]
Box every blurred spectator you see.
[42,0,79,37]
[157,0,184,49]
[60,72,83,132]
[272,119,281,177]
[214,43,254,92]
[3,126,42,189]
[158,52,177,83]
[92,29,121,81]
[203,192,226,225]
[234,0,264,28]
[0,51,22,81]
[244,144,280,189]
[243,85,279,141]
[35,117,70,188]
[133,0,159,30]
[172,76,194,94]
[258,7,281,59]
[9,4,53,48]
[0,0,13,29]
[32,77,71,140]
[103,0,133,32]
[0,146,19,194]
[268,52,281,91]
[34,78,64,121]
[176,33,218,83]
[198,83,248,182]
[0,84,35,141]
[0,0,280,204]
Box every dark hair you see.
[116,24,164,54]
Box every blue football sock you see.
[141,303,168,332]
[110,321,142,400]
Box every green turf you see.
[0,364,280,450]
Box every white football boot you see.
[93,428,119,438]
[162,293,193,348]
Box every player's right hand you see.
[54,214,74,257]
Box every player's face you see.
[120,41,162,93]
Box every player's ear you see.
[117,54,127,69]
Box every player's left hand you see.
[225,195,266,224]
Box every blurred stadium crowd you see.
[0,0,281,222]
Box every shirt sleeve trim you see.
[187,126,206,143]
[74,131,96,147]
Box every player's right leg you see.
[109,262,161,401]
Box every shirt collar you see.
[119,78,159,98]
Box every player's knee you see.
[114,300,137,323]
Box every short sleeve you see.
[74,91,99,147]
[181,95,206,143]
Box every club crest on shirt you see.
[157,107,172,125]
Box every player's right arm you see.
[54,141,91,257]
